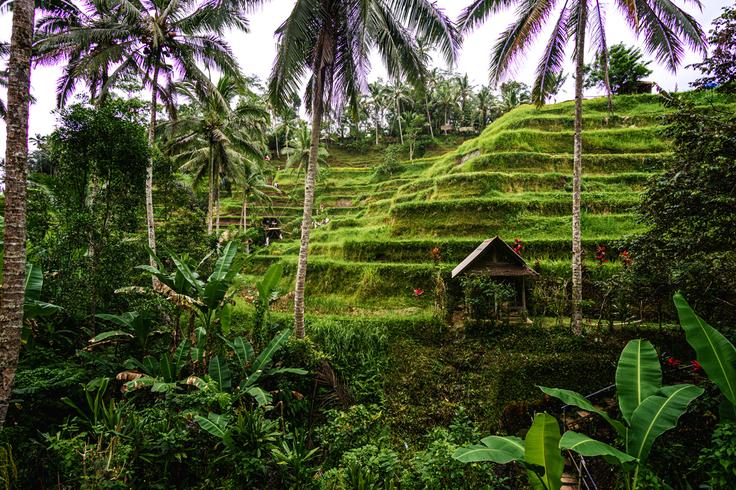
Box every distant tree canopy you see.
[630,97,736,325]
[691,4,736,92]
[584,43,653,95]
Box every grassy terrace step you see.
[435,151,671,175]
[245,255,622,297]
[397,171,652,197]
[490,113,663,132]
[457,127,669,155]
[388,212,644,238]
[311,237,630,263]
[389,193,639,221]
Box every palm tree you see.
[269,0,459,338]
[0,0,34,428]
[456,74,473,126]
[389,81,411,145]
[163,76,269,234]
[239,171,277,238]
[436,79,459,133]
[367,81,389,145]
[37,0,247,272]
[459,0,705,334]
[283,123,329,178]
[476,85,493,128]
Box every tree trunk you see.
[0,0,34,428]
[375,109,380,146]
[396,99,404,145]
[207,145,214,234]
[425,95,434,139]
[215,176,221,234]
[571,1,587,335]
[293,63,325,339]
[146,62,160,284]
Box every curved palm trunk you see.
[0,0,34,428]
[571,2,587,335]
[146,63,160,282]
[293,65,325,339]
[240,196,248,233]
[207,144,215,233]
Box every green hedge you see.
[461,151,671,173]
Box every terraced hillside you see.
[238,94,682,318]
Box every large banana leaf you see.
[195,412,229,439]
[559,431,637,467]
[539,386,626,436]
[23,263,61,318]
[203,279,229,311]
[208,354,232,390]
[616,340,662,424]
[674,293,736,407]
[209,242,238,282]
[453,435,524,464]
[247,329,291,385]
[256,263,283,305]
[524,413,564,490]
[626,384,703,461]
[168,249,204,296]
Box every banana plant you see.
[23,263,61,320]
[118,340,192,393]
[540,339,703,489]
[673,293,736,420]
[453,412,565,490]
[253,262,283,334]
[139,241,242,334]
[187,329,307,406]
[90,311,158,353]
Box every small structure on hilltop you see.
[452,236,538,324]
[262,216,283,246]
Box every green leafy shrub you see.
[373,145,402,179]
[697,423,736,488]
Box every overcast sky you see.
[0,0,729,154]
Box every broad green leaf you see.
[674,293,736,406]
[267,367,308,376]
[95,312,137,329]
[91,330,133,343]
[524,413,564,490]
[559,431,637,467]
[173,340,190,374]
[453,436,524,463]
[195,413,228,439]
[143,356,158,376]
[159,354,175,382]
[232,336,254,368]
[208,355,232,390]
[539,386,626,436]
[627,384,704,462]
[720,399,736,421]
[23,299,62,318]
[256,263,283,303]
[250,329,291,379]
[151,381,177,393]
[124,376,155,392]
[24,263,43,301]
[616,340,662,425]
[245,386,272,406]
[203,279,229,311]
[168,250,204,296]
[209,242,238,282]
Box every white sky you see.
[0,0,729,154]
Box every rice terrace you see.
[0,0,735,488]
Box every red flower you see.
[513,238,523,255]
[691,360,702,372]
[666,357,681,367]
[414,288,424,297]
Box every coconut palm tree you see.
[459,0,705,334]
[37,0,247,271]
[0,0,34,428]
[367,81,389,145]
[388,81,411,144]
[269,0,459,338]
[476,85,493,128]
[456,74,473,126]
[238,171,277,238]
[163,76,269,234]
[283,123,329,178]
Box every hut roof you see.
[451,236,539,279]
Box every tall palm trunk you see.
[215,172,221,234]
[240,196,248,233]
[146,62,160,278]
[396,98,404,145]
[374,108,380,145]
[293,63,325,339]
[206,142,215,233]
[425,95,434,139]
[0,0,34,428]
[571,2,587,335]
